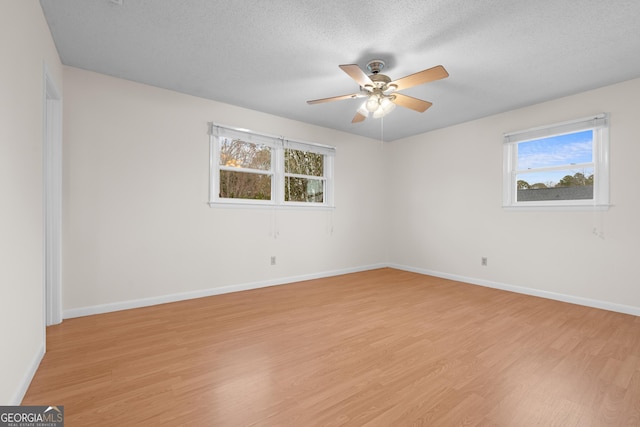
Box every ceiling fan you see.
[307,60,449,123]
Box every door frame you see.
[43,64,62,326]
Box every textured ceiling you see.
[40,0,640,141]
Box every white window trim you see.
[502,113,610,211]
[208,123,335,208]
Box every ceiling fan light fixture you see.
[372,96,396,118]
[380,96,396,113]
[357,102,369,117]
[365,95,380,112]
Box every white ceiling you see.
[40,0,640,141]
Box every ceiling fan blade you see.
[351,112,367,123]
[307,93,362,104]
[339,64,373,88]
[389,65,449,91]
[391,93,433,112]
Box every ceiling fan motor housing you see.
[370,73,391,86]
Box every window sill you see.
[502,204,611,212]
[208,202,335,211]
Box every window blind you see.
[503,113,608,144]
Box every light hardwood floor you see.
[23,268,640,426]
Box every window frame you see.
[282,141,330,206]
[217,135,275,204]
[209,123,335,208]
[502,113,610,210]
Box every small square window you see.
[284,148,326,203]
[218,138,273,201]
[503,114,609,209]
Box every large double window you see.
[503,114,610,209]
[209,124,335,207]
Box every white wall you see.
[387,77,640,313]
[62,67,640,315]
[62,67,387,314]
[0,1,63,404]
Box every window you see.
[218,137,273,201]
[503,114,610,209]
[209,123,334,207]
[284,147,325,203]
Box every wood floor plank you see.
[22,268,640,425]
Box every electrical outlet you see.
[481,257,488,266]
[270,256,276,266]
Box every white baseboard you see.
[63,263,388,319]
[389,263,640,317]
[63,262,640,320]
[11,343,45,405]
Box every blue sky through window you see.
[517,130,594,186]
[518,130,593,170]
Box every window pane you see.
[285,177,324,202]
[220,138,271,170]
[219,170,271,200]
[285,149,324,177]
[517,130,593,170]
[517,168,594,201]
